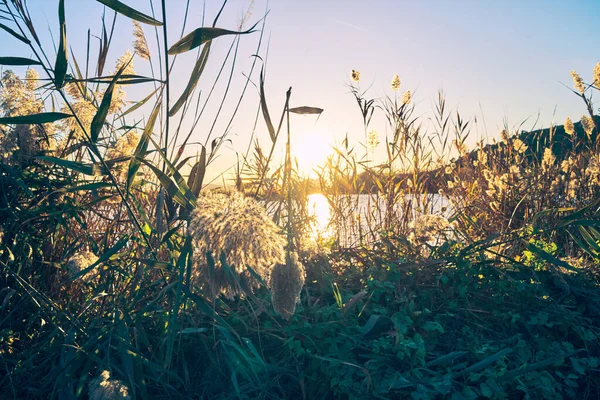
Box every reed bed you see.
[0,1,599,398]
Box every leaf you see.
[0,112,72,125]
[0,56,41,66]
[95,0,162,26]
[426,351,469,368]
[525,242,578,273]
[259,66,276,143]
[142,161,194,210]
[289,106,324,115]
[457,348,513,376]
[127,102,160,189]
[169,41,211,116]
[37,156,107,176]
[117,87,160,119]
[89,64,126,143]
[54,0,68,89]
[0,22,31,44]
[188,146,207,198]
[168,22,259,55]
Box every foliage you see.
[0,1,599,399]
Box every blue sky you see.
[5,0,600,180]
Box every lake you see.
[307,193,452,246]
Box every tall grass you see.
[0,1,600,398]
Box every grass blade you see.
[89,64,126,143]
[169,41,211,116]
[259,66,276,143]
[289,106,324,115]
[188,145,207,198]
[168,22,259,55]
[95,0,163,26]
[0,112,72,124]
[54,0,68,89]
[0,56,41,66]
[0,22,31,44]
[127,102,160,190]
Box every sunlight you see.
[307,193,333,240]
[293,130,332,177]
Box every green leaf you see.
[37,156,107,176]
[169,41,211,116]
[142,161,193,210]
[0,112,72,125]
[117,87,160,119]
[168,22,259,55]
[127,102,160,190]
[458,348,512,376]
[525,242,578,273]
[90,64,126,143]
[54,0,68,89]
[0,56,41,66]
[0,22,31,44]
[95,0,163,26]
[289,106,323,115]
[426,351,469,368]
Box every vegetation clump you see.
[0,1,599,399]
[188,190,286,298]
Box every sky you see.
[5,0,600,182]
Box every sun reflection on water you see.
[307,193,333,240]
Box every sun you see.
[292,130,332,176]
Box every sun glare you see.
[293,131,332,177]
[307,193,333,240]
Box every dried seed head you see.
[189,190,286,298]
[513,138,527,154]
[66,250,99,282]
[88,370,131,400]
[132,21,151,61]
[367,129,379,149]
[401,90,411,105]
[594,62,600,87]
[391,74,401,91]
[564,117,575,135]
[115,50,136,76]
[271,251,305,320]
[570,70,585,94]
[581,115,595,136]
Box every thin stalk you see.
[160,0,170,171]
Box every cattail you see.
[350,69,360,83]
[564,117,575,135]
[271,251,305,320]
[581,115,595,136]
[570,70,585,94]
[188,190,286,298]
[66,250,99,282]
[401,90,411,105]
[391,74,401,91]
[132,21,151,61]
[88,370,131,400]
